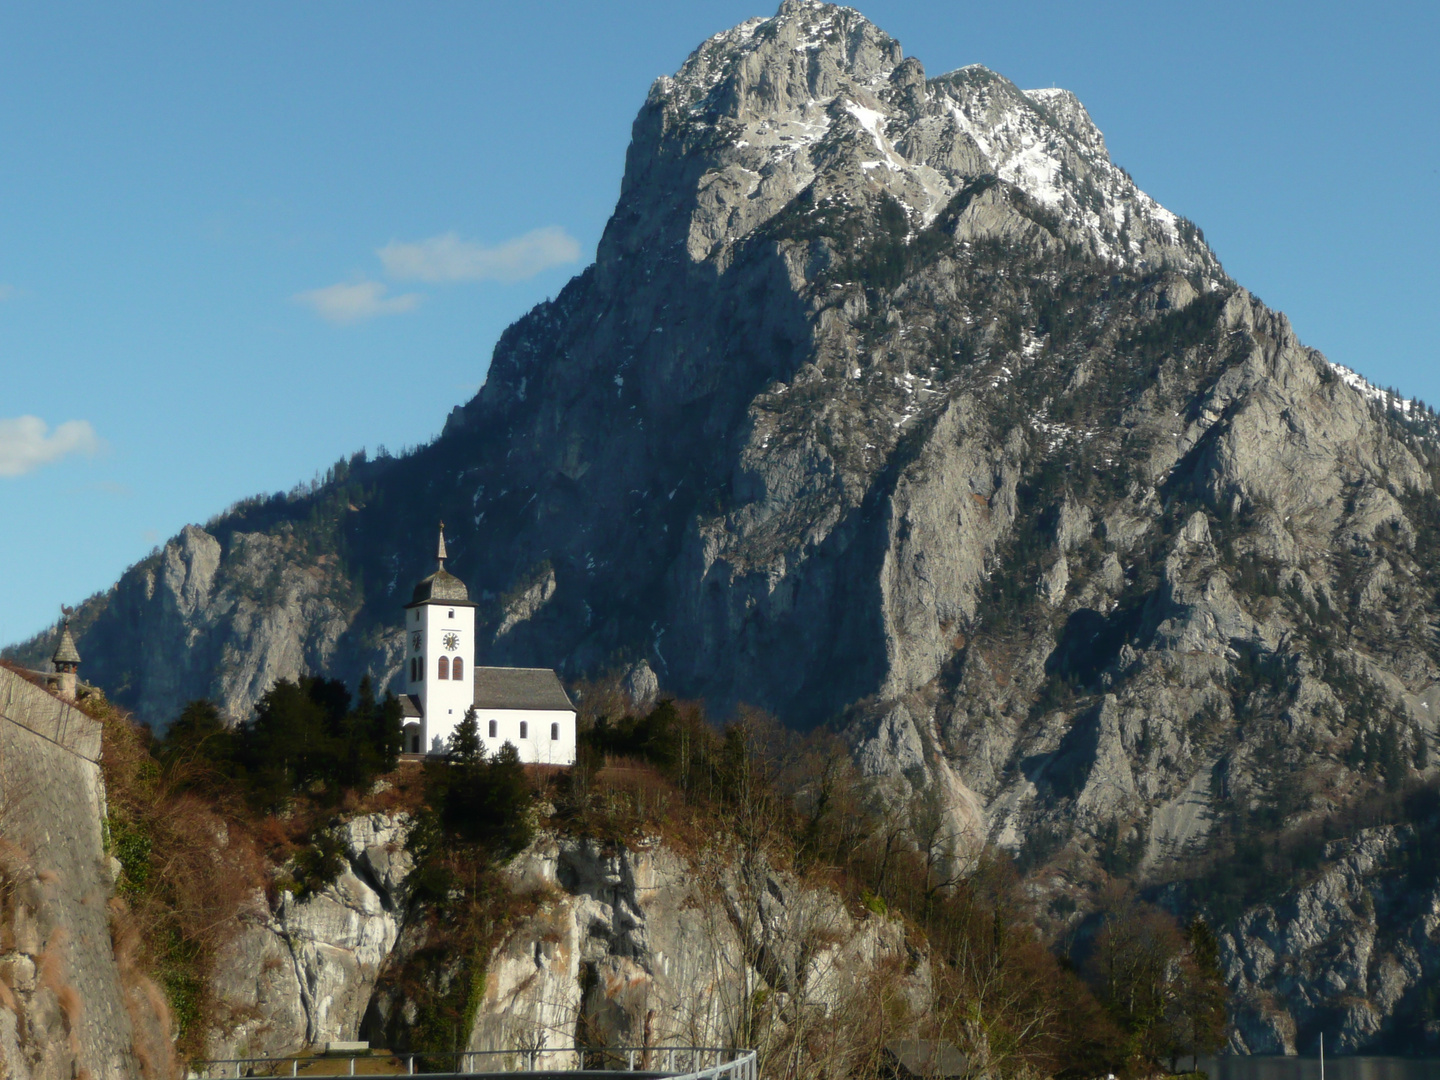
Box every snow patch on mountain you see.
[1331,361,1434,424]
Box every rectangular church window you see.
[520,721,528,739]
[551,722,559,741]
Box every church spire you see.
[437,521,448,569]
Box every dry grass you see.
[36,929,83,1058]
[91,699,266,1061]
[110,896,181,1080]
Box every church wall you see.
[476,707,576,766]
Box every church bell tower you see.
[404,524,476,754]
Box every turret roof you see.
[406,522,474,606]
[52,622,81,665]
[408,567,473,606]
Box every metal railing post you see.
[190,1043,755,1080]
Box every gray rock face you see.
[206,817,918,1068]
[621,661,660,711]
[15,523,366,729]
[470,835,917,1061]
[1221,822,1440,1056]
[204,814,412,1060]
[16,0,1440,1051]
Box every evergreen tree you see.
[1176,917,1228,1068]
[236,677,345,807]
[157,699,233,786]
[448,705,483,765]
[426,714,532,857]
[219,675,404,809]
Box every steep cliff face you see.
[13,0,1440,1053]
[463,836,918,1061]
[38,525,366,729]
[0,668,171,1080]
[205,814,413,1060]
[1220,817,1440,1056]
[205,819,917,1070]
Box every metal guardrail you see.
[191,1046,757,1080]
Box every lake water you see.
[1197,1057,1440,1080]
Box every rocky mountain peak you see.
[618,1,1221,276]
[654,1,902,122]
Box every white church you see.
[398,526,576,766]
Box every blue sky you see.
[2,0,1437,646]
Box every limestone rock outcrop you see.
[1221,821,1440,1056]
[21,524,366,732]
[204,814,412,1060]
[204,818,918,1069]
[465,835,918,1063]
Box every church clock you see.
[442,632,460,652]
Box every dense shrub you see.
[87,694,264,1056]
[156,676,403,810]
[418,708,533,857]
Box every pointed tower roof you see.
[407,522,474,607]
[52,609,81,666]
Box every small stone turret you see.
[51,606,81,701]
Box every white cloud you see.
[293,280,422,324]
[0,416,102,477]
[378,227,581,283]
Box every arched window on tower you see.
[437,656,449,680]
[452,657,463,681]
[409,658,415,682]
